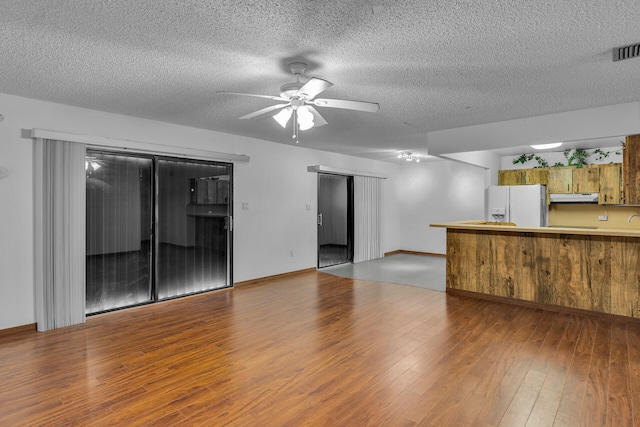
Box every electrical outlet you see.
[598,215,608,221]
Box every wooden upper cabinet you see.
[599,163,622,205]
[572,165,600,193]
[524,168,548,185]
[547,167,573,194]
[623,135,640,204]
[498,169,525,185]
[499,162,622,204]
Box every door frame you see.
[317,173,354,268]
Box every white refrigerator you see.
[485,184,548,227]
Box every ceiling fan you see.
[217,62,380,143]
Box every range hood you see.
[549,193,599,204]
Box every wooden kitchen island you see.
[431,221,640,319]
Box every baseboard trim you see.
[384,250,446,257]
[446,288,640,324]
[234,267,317,287]
[0,323,37,338]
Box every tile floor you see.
[320,253,446,292]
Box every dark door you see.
[317,173,354,268]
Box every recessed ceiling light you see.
[530,142,563,150]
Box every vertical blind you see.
[353,175,384,263]
[33,138,86,331]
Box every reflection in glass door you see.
[156,159,232,300]
[86,152,153,313]
[317,173,354,268]
[86,151,232,314]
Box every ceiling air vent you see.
[613,43,640,62]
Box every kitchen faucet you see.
[627,214,640,223]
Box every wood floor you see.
[1,271,639,426]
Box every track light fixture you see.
[397,152,420,163]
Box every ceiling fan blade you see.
[239,104,289,120]
[312,98,380,113]
[296,78,333,100]
[307,106,328,127]
[217,91,287,102]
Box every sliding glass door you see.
[86,150,232,314]
[156,158,231,300]
[86,152,153,313]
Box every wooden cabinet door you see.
[547,167,573,194]
[498,169,524,185]
[599,164,622,205]
[624,135,640,204]
[524,168,548,185]
[572,165,600,193]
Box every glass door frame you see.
[153,155,234,301]
[317,172,354,268]
[85,148,234,315]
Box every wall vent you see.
[613,43,640,62]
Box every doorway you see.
[85,150,233,314]
[317,173,354,268]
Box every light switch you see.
[306,204,311,211]
[242,202,249,210]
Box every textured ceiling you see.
[1,1,639,162]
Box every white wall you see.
[395,159,485,254]
[439,150,502,186]
[0,92,403,330]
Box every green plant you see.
[512,146,621,169]
[593,148,621,162]
[564,148,589,168]
[512,154,534,165]
[534,156,549,168]
[511,153,548,168]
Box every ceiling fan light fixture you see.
[273,107,292,128]
[220,61,378,142]
[85,160,101,171]
[297,106,315,131]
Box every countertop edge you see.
[430,220,640,238]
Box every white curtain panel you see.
[33,138,86,331]
[353,175,384,263]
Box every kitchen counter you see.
[431,220,640,319]
[431,220,640,238]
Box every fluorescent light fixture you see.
[273,107,292,128]
[530,142,563,150]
